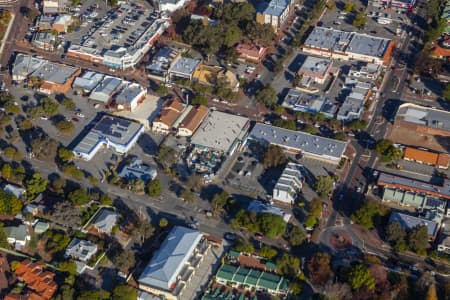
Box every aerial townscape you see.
[0,0,449,299]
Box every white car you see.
[76,112,85,118]
[212,98,219,102]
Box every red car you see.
[255,232,264,240]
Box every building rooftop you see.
[65,238,98,262]
[4,225,28,242]
[12,54,47,80]
[1,183,25,199]
[31,62,79,84]
[336,96,365,120]
[249,123,347,160]
[260,0,291,17]
[347,33,391,58]
[73,71,105,92]
[299,56,332,78]
[191,111,249,153]
[247,200,291,222]
[154,98,186,128]
[169,57,201,76]
[14,260,57,300]
[389,212,439,237]
[178,105,209,134]
[396,103,450,132]
[73,115,144,156]
[138,226,203,291]
[118,157,157,183]
[273,162,304,204]
[91,209,119,234]
[303,27,353,52]
[115,82,145,105]
[404,147,439,165]
[282,89,327,112]
[89,76,122,102]
[378,172,450,200]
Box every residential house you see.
[403,147,450,169]
[168,57,201,81]
[119,157,157,183]
[43,0,68,14]
[177,105,209,137]
[272,162,304,204]
[14,260,57,300]
[65,238,98,262]
[236,43,268,63]
[281,89,336,117]
[1,183,26,199]
[158,0,189,12]
[152,98,186,134]
[114,82,147,112]
[91,209,119,235]
[4,225,30,250]
[33,221,49,234]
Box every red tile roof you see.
[14,260,57,300]
[178,105,208,134]
[154,98,185,128]
[404,147,438,165]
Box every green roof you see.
[217,265,237,281]
[233,267,250,283]
[229,250,240,258]
[265,261,277,270]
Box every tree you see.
[259,246,277,260]
[0,226,9,248]
[443,83,450,102]
[180,189,196,204]
[61,97,75,110]
[334,131,346,141]
[351,197,389,229]
[63,164,84,180]
[347,119,367,131]
[57,148,74,163]
[4,102,20,114]
[233,238,254,253]
[186,174,203,192]
[375,139,393,154]
[112,285,138,300]
[0,189,23,215]
[353,11,366,29]
[305,215,317,228]
[112,248,135,272]
[77,289,110,300]
[288,281,303,295]
[263,145,287,169]
[25,173,47,199]
[68,189,90,206]
[31,136,58,160]
[133,220,154,245]
[99,194,113,206]
[344,2,357,12]
[40,97,59,116]
[386,221,408,252]
[211,191,230,212]
[289,225,306,246]
[156,85,169,96]
[58,261,77,275]
[315,175,333,198]
[224,25,242,47]
[191,94,208,106]
[348,264,375,290]
[276,253,300,277]
[3,146,21,160]
[54,284,75,300]
[55,120,75,134]
[157,145,177,170]
[159,217,169,228]
[273,119,296,130]
[146,180,162,197]
[19,119,34,131]
[303,124,319,135]
[51,177,66,194]
[408,225,429,254]
[307,252,333,286]
[258,214,286,238]
[273,105,285,116]
[256,86,277,107]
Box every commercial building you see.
[146,47,180,79]
[273,162,304,204]
[281,89,336,117]
[298,56,333,84]
[248,200,291,222]
[67,7,168,70]
[91,209,119,235]
[389,103,450,153]
[191,111,250,155]
[256,0,294,32]
[138,226,209,300]
[52,14,72,33]
[14,260,57,300]
[336,89,368,121]
[119,157,158,183]
[248,123,347,163]
[73,71,105,94]
[31,31,56,51]
[371,0,416,10]
[12,54,47,82]
[377,172,450,201]
[114,82,147,111]
[43,0,68,14]
[403,147,450,169]
[168,57,201,81]
[72,115,144,161]
[89,76,122,104]
[215,264,289,295]
[382,188,446,211]
[348,63,380,81]
[158,0,189,12]
[177,105,209,137]
[152,98,186,134]
[236,43,268,63]
[65,238,98,262]
[29,61,81,94]
[302,27,394,65]
[389,212,439,240]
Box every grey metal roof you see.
[31,62,79,84]
[303,27,353,52]
[282,89,327,112]
[4,224,28,242]
[169,57,201,76]
[247,200,291,222]
[118,158,157,183]
[138,226,203,291]
[1,183,25,198]
[115,82,145,104]
[191,111,249,152]
[12,54,47,79]
[89,76,122,103]
[347,33,390,58]
[336,96,364,121]
[92,209,119,234]
[65,238,98,261]
[249,123,347,161]
[259,0,291,17]
[299,56,332,77]
[73,115,143,155]
[378,172,450,199]
[73,71,105,92]
[389,212,438,237]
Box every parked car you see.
[224,232,237,241]
[255,232,264,240]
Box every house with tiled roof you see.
[5,292,47,300]
[152,98,186,134]
[236,43,268,63]
[177,105,209,137]
[14,260,57,300]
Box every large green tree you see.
[348,264,376,290]
[307,252,333,286]
[315,176,333,198]
[112,284,138,300]
[263,145,287,169]
[256,86,277,107]
[211,191,230,212]
[276,253,300,277]
[258,214,286,238]
[408,225,429,254]
[25,173,47,199]
[68,189,90,206]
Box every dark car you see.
[255,232,264,240]
[224,232,237,241]
[72,117,79,122]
